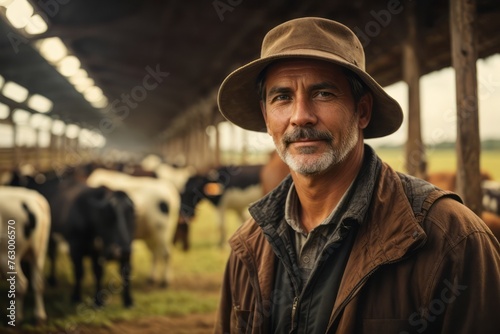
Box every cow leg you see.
[144,239,159,284]
[120,254,133,307]
[30,258,47,324]
[70,246,84,303]
[159,243,170,288]
[173,221,190,251]
[91,253,105,307]
[15,260,28,324]
[47,237,58,287]
[218,206,226,248]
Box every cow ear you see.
[203,182,224,196]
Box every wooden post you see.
[240,129,248,164]
[450,0,482,214]
[34,128,40,170]
[214,121,221,167]
[12,122,19,169]
[403,1,426,179]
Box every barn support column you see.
[196,124,206,169]
[183,131,191,166]
[187,129,199,169]
[240,130,248,164]
[403,1,426,179]
[174,137,185,166]
[214,121,221,167]
[11,120,19,169]
[198,115,211,170]
[49,133,58,169]
[34,128,41,170]
[182,134,190,167]
[6,113,18,169]
[450,0,482,214]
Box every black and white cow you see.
[175,164,264,250]
[482,180,500,216]
[66,186,135,307]
[0,186,51,324]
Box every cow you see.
[482,180,500,216]
[0,186,51,325]
[8,166,137,307]
[66,186,135,307]
[174,164,264,250]
[9,166,88,287]
[140,154,196,192]
[86,168,180,287]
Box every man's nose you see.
[290,96,317,127]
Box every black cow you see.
[66,186,135,307]
[174,165,263,250]
[10,167,88,287]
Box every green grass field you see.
[374,147,500,181]
[0,148,497,332]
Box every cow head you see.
[174,171,225,251]
[87,187,135,260]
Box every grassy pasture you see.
[374,147,500,181]
[0,148,497,332]
[0,201,240,333]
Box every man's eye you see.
[272,95,290,102]
[316,91,333,98]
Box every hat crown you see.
[217,17,403,138]
[261,17,365,71]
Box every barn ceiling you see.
[0,0,499,153]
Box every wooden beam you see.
[450,0,482,214]
[403,1,426,179]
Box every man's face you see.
[260,59,370,176]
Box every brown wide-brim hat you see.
[217,17,403,139]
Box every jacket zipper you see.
[290,296,299,331]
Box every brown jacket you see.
[214,162,500,334]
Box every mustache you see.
[282,127,333,145]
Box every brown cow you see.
[426,171,493,192]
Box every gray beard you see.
[275,124,359,176]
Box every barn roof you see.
[1,0,499,152]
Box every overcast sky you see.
[226,53,500,152]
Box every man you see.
[214,17,500,333]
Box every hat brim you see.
[217,49,403,139]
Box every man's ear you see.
[357,92,373,130]
[260,101,271,135]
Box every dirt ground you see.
[4,312,216,334]
[79,312,216,334]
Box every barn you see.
[0,0,499,333]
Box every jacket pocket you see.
[231,305,252,334]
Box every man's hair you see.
[256,64,369,105]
